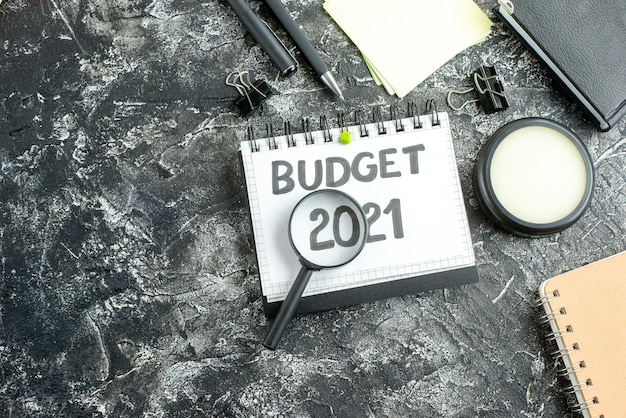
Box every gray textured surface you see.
[1,0,624,417]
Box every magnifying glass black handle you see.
[263,265,313,350]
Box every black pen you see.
[224,0,298,76]
[263,0,345,100]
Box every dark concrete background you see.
[1,0,624,416]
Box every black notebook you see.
[497,0,626,131]
[239,104,479,318]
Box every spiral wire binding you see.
[539,307,566,323]
[284,121,295,147]
[302,118,314,145]
[545,325,573,341]
[320,115,332,142]
[425,99,440,126]
[564,378,592,394]
[338,112,348,133]
[572,397,598,413]
[248,126,259,152]
[536,289,559,306]
[246,100,442,150]
[557,360,586,377]
[538,287,601,415]
[389,104,404,132]
[407,101,423,129]
[550,342,579,357]
[266,123,277,150]
[372,107,387,135]
[355,110,369,137]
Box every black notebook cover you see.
[497,0,626,131]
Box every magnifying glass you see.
[262,189,369,350]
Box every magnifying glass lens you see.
[290,191,368,269]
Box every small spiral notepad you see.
[538,251,626,418]
[240,103,478,317]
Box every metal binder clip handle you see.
[226,70,274,116]
[447,66,509,114]
[473,66,509,114]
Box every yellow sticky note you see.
[324,0,492,97]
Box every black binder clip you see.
[226,70,274,116]
[447,66,509,114]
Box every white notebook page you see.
[240,112,475,303]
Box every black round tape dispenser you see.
[474,118,594,237]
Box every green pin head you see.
[339,130,352,145]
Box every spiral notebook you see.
[538,251,626,417]
[240,103,478,318]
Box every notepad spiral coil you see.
[537,290,601,418]
[245,99,441,152]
